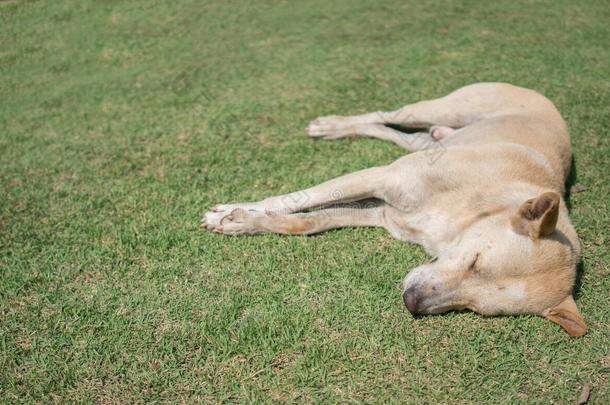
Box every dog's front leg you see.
[204,165,391,220]
[202,203,386,236]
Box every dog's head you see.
[402,191,586,336]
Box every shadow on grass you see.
[385,123,426,133]
[564,156,577,210]
[564,156,585,300]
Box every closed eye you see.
[468,253,480,272]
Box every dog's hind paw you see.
[306,115,354,139]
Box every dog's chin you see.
[418,302,469,315]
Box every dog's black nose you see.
[403,287,420,314]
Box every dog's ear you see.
[544,295,587,336]
[511,191,560,238]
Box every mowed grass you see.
[1,0,609,402]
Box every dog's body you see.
[203,83,586,336]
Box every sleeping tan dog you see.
[202,83,586,336]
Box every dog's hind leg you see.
[202,202,386,236]
[306,83,546,145]
[307,122,451,152]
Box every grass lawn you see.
[1,0,609,402]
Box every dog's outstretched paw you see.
[201,208,227,232]
[201,207,263,235]
[306,115,353,139]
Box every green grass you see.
[1,0,609,402]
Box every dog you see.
[202,83,586,336]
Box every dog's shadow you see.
[564,157,585,300]
[564,156,577,210]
